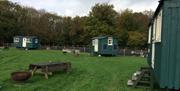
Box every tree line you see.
[0,1,153,49]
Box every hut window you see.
[35,39,38,43]
[108,37,113,45]
[26,38,31,43]
[148,26,152,44]
[14,38,19,42]
[155,9,162,42]
[152,19,156,41]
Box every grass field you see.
[0,48,151,91]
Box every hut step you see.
[127,67,152,88]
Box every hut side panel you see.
[148,0,180,89]
[91,36,118,56]
[13,36,39,49]
[160,1,180,89]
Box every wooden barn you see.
[148,0,180,90]
[91,36,118,56]
[14,36,39,49]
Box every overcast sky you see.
[9,0,159,17]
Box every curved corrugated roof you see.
[92,36,113,39]
[149,0,164,26]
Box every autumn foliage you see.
[0,1,153,48]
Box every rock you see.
[127,80,134,86]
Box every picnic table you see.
[29,62,71,79]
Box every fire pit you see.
[11,71,31,82]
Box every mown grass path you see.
[0,48,150,91]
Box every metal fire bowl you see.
[11,71,31,82]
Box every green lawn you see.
[0,48,151,91]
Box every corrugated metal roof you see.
[14,36,37,38]
[153,0,164,19]
[149,0,164,26]
[92,36,112,39]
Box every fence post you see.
[84,47,85,52]
[123,49,126,56]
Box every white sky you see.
[9,0,159,17]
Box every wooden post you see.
[150,69,154,91]
[67,63,71,74]
[45,66,49,79]
[31,66,37,76]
